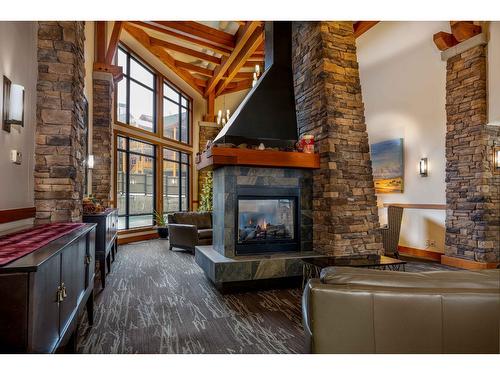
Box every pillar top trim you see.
[441,33,488,61]
[92,71,114,82]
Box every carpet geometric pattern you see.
[77,239,456,354]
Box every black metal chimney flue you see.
[213,21,298,148]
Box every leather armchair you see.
[167,212,212,252]
[303,266,500,353]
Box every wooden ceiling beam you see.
[221,78,253,95]
[153,21,235,48]
[123,23,204,96]
[174,60,213,77]
[433,22,482,51]
[150,37,221,65]
[95,21,107,63]
[105,21,124,65]
[215,26,264,96]
[451,21,482,42]
[433,31,459,51]
[243,60,263,68]
[204,21,262,97]
[128,21,233,56]
[353,21,379,38]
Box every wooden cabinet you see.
[0,224,96,353]
[83,209,118,289]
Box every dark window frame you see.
[117,135,157,230]
[162,147,190,213]
[163,81,191,144]
[117,46,157,133]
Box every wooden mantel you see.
[196,146,320,171]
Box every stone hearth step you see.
[195,245,323,289]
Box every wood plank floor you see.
[76,239,456,354]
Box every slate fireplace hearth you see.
[236,186,300,255]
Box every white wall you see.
[488,21,500,125]
[0,22,38,232]
[357,22,448,253]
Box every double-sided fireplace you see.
[235,186,300,255]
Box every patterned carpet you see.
[76,239,456,354]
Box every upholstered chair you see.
[380,205,404,258]
[167,212,212,252]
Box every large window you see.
[163,148,190,213]
[163,82,190,144]
[116,47,156,133]
[114,45,193,232]
[117,136,156,229]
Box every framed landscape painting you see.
[370,138,404,194]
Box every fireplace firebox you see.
[235,186,300,255]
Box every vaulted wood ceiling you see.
[121,21,265,98]
[98,21,377,100]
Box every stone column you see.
[444,38,500,264]
[35,22,86,223]
[91,73,114,207]
[292,21,383,256]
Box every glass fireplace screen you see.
[237,198,295,244]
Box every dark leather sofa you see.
[302,266,500,353]
[167,212,212,252]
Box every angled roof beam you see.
[105,21,124,65]
[123,23,204,96]
[128,21,232,56]
[204,21,262,97]
[215,26,264,96]
[153,21,235,48]
[150,37,221,65]
[353,21,379,38]
[174,60,214,77]
[221,78,253,95]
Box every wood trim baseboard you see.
[441,255,499,270]
[0,207,36,224]
[382,203,446,210]
[118,232,159,245]
[398,246,443,262]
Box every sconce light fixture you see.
[494,146,500,174]
[2,76,25,132]
[419,157,428,177]
[87,155,95,169]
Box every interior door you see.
[30,253,61,353]
[59,238,86,334]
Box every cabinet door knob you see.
[61,283,67,298]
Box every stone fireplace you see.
[195,165,315,289]
[212,167,311,257]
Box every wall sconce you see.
[419,157,428,177]
[2,76,25,132]
[494,146,500,174]
[87,155,95,169]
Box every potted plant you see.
[153,210,168,239]
[198,171,213,212]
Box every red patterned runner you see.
[0,223,86,266]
